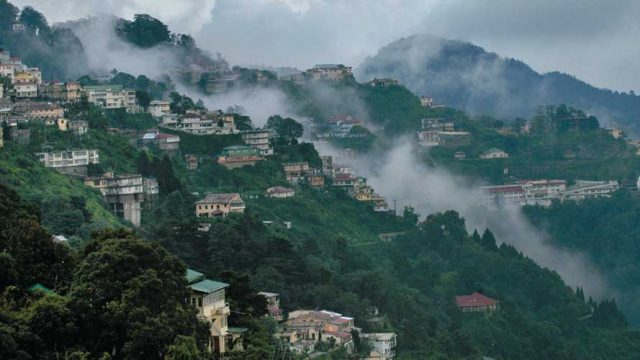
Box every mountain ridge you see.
[356,34,640,136]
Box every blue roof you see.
[189,279,229,294]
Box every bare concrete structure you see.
[85,173,145,226]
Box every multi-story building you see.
[282,310,357,347]
[481,179,616,208]
[217,145,263,169]
[258,291,283,320]
[147,100,171,117]
[13,101,64,120]
[36,149,99,176]
[282,162,310,184]
[84,173,145,227]
[13,68,42,85]
[186,269,245,355]
[421,118,455,132]
[82,85,138,112]
[14,82,38,98]
[40,82,81,103]
[241,129,273,155]
[139,131,180,154]
[266,186,295,198]
[162,110,237,135]
[195,193,246,218]
[305,64,353,81]
[362,333,397,360]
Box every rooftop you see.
[189,279,229,294]
[186,269,205,284]
[195,193,242,205]
[455,292,498,307]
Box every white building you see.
[36,149,99,171]
[362,333,397,360]
[14,82,38,98]
[241,129,273,155]
[266,186,295,198]
[561,180,619,201]
[148,100,171,117]
[305,64,353,81]
[480,148,509,159]
[82,85,138,112]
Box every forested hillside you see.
[357,34,640,136]
[524,192,640,325]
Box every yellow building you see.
[195,193,245,218]
[186,269,245,355]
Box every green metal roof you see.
[28,283,53,294]
[186,269,205,284]
[189,279,229,294]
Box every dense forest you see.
[524,192,640,326]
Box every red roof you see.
[455,292,498,308]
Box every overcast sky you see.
[12,0,640,92]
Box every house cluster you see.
[138,129,181,154]
[281,162,325,188]
[1,49,140,112]
[321,156,390,212]
[158,109,238,136]
[417,118,471,147]
[84,173,159,227]
[317,114,371,139]
[480,179,620,208]
[278,64,353,83]
[186,269,246,356]
[273,307,397,359]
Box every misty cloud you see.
[12,0,217,34]
[324,141,611,299]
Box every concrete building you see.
[82,85,138,112]
[69,120,89,135]
[186,269,245,355]
[148,100,170,117]
[421,118,455,132]
[561,180,619,201]
[84,173,145,227]
[36,149,99,176]
[479,148,509,159]
[195,193,246,218]
[40,82,81,103]
[241,129,273,156]
[139,131,180,154]
[305,64,353,81]
[258,292,283,320]
[217,145,263,169]
[266,186,295,198]
[13,101,64,120]
[282,162,310,184]
[417,131,471,147]
[162,110,237,135]
[362,333,397,360]
[367,78,398,87]
[282,310,357,347]
[14,82,38,98]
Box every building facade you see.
[84,173,145,227]
[195,193,246,218]
[36,149,99,175]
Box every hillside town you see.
[3,3,640,359]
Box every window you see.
[198,297,203,307]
